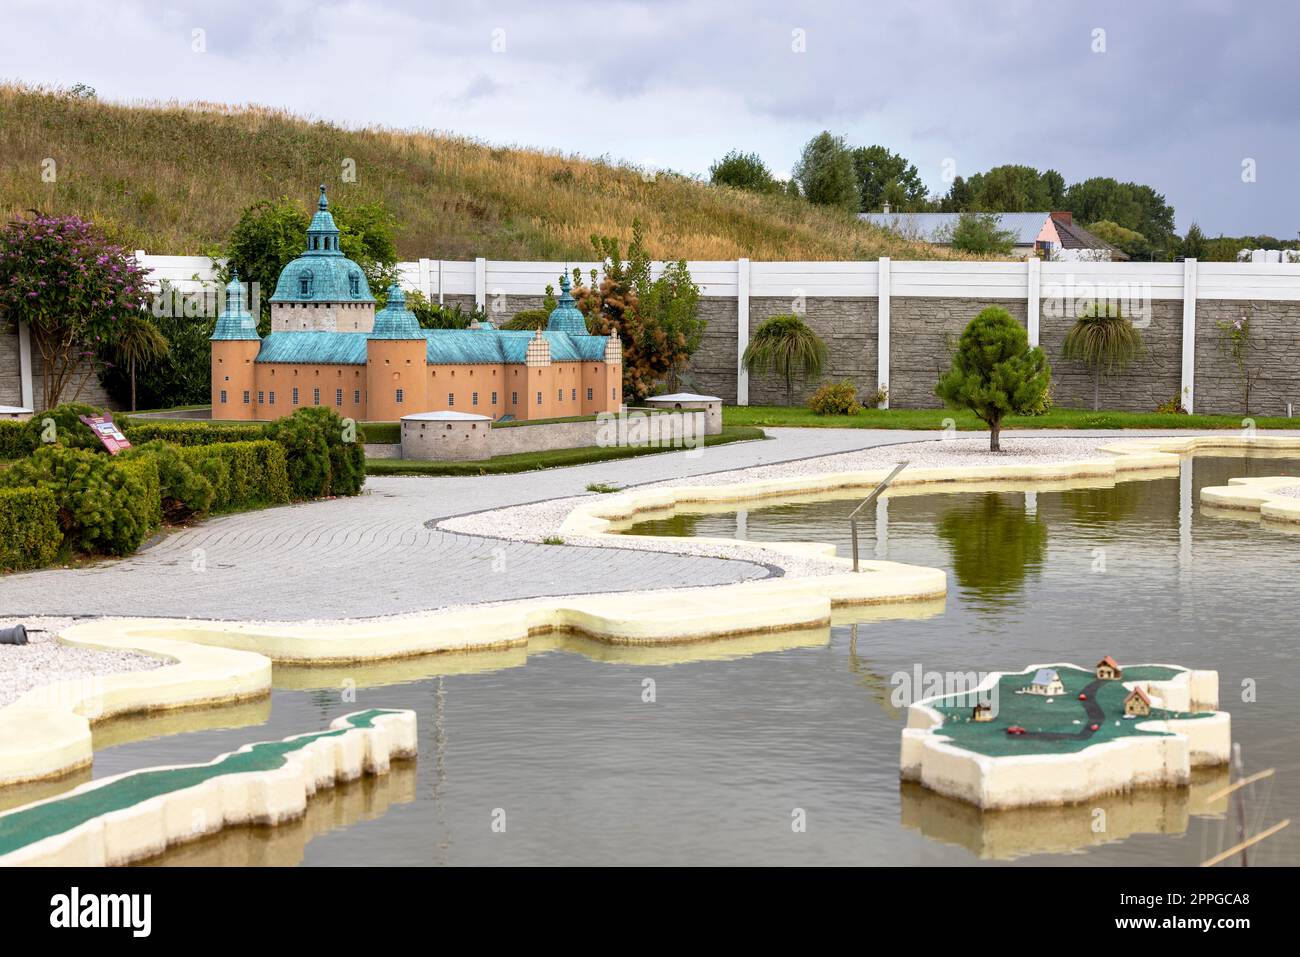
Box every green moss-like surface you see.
[926,665,1211,757]
[0,709,399,857]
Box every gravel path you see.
[1273,486,1300,499]
[0,617,164,709]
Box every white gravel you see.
[0,617,165,709]
[438,436,1123,578]
[1273,485,1300,499]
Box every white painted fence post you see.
[1181,258,1197,413]
[437,260,444,304]
[17,321,34,410]
[418,258,433,300]
[1027,256,1041,347]
[474,257,486,310]
[736,257,750,406]
[878,257,891,409]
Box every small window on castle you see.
[299,271,314,298]
[313,388,320,406]
[571,389,576,401]
[336,389,343,406]
[353,390,360,404]
[491,392,498,405]
[448,393,454,407]
[472,392,478,406]
[220,390,227,404]
[536,391,542,405]
[350,274,360,297]
[511,392,518,405]
[243,390,250,404]
[396,388,405,404]
[292,387,299,405]
[269,391,275,405]
[557,389,563,402]
[587,388,593,401]
[258,391,265,404]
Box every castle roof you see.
[253,327,609,365]
[546,273,588,335]
[210,272,261,341]
[369,285,423,339]
[269,185,375,304]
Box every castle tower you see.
[366,284,428,421]
[547,273,588,334]
[268,185,377,333]
[210,272,262,421]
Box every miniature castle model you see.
[211,186,622,422]
[1025,668,1064,696]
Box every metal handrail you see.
[849,461,908,572]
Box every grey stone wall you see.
[0,328,21,407]
[684,298,739,403]
[747,297,877,406]
[1039,299,1183,412]
[889,297,1027,409]
[0,327,113,410]
[1194,300,1300,417]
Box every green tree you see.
[851,145,928,213]
[743,314,828,404]
[793,131,859,211]
[935,307,1051,451]
[943,212,1018,255]
[709,150,778,194]
[968,165,1053,211]
[1180,222,1207,260]
[1086,220,1150,259]
[220,195,399,329]
[1061,302,1145,410]
[1042,169,1066,208]
[110,312,169,411]
[939,175,974,212]
[1064,178,1175,253]
[574,220,704,401]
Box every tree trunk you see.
[1093,369,1100,411]
[130,360,138,412]
[989,417,1002,452]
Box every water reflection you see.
[936,493,1048,611]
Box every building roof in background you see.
[859,211,1051,245]
[1050,215,1129,260]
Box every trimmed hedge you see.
[0,486,62,570]
[0,446,160,556]
[125,420,268,446]
[0,421,25,459]
[124,440,215,520]
[180,440,290,511]
[264,407,365,499]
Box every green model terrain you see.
[0,709,403,858]
[927,665,1212,757]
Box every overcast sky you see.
[5,0,1297,236]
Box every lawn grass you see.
[366,426,765,476]
[726,405,1300,432]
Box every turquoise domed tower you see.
[268,185,376,333]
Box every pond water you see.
[81,454,1300,865]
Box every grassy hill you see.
[0,84,966,262]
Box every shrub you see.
[124,440,214,520]
[1155,395,1188,415]
[15,402,116,453]
[935,307,1051,452]
[0,486,62,570]
[0,446,159,555]
[0,421,26,459]
[180,440,290,510]
[263,407,362,499]
[863,384,889,409]
[808,380,860,416]
[743,314,828,404]
[503,309,550,331]
[124,420,267,446]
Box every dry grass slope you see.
[0,84,970,262]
